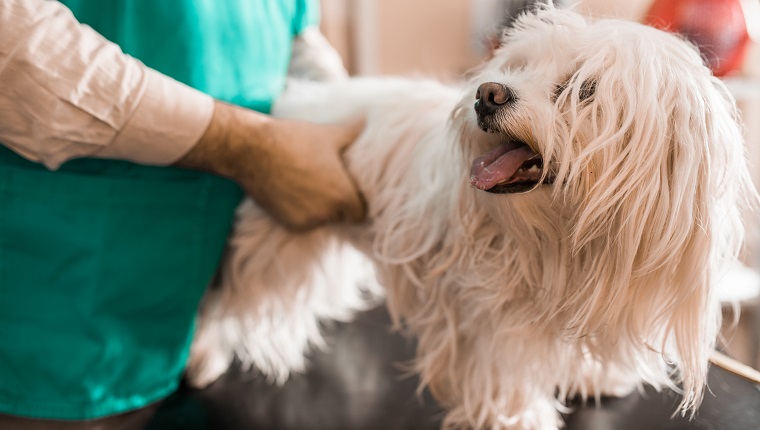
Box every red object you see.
[644,0,754,76]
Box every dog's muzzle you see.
[470,82,554,194]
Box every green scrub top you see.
[0,0,317,420]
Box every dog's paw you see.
[597,375,639,398]
[576,361,641,399]
[185,320,233,389]
[185,344,231,388]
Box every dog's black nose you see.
[474,82,516,117]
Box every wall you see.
[321,0,486,79]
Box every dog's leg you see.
[407,310,565,430]
[186,199,379,387]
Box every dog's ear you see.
[552,27,757,414]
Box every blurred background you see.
[318,0,760,78]
[317,0,760,370]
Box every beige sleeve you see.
[0,0,213,170]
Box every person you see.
[0,0,364,427]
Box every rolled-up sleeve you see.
[0,0,214,170]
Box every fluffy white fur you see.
[187,7,757,429]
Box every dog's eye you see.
[552,83,567,102]
[552,78,596,103]
[579,79,596,101]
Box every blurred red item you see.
[644,0,757,76]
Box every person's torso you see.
[0,0,317,419]
[62,0,315,112]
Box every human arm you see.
[0,0,210,169]
[0,0,365,229]
[175,101,366,230]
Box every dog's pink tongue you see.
[470,143,536,190]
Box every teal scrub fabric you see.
[0,0,317,420]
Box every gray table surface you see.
[150,306,760,430]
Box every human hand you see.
[176,101,366,230]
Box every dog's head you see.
[451,6,757,411]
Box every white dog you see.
[187,7,757,430]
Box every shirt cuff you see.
[95,68,214,165]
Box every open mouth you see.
[469,129,554,194]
